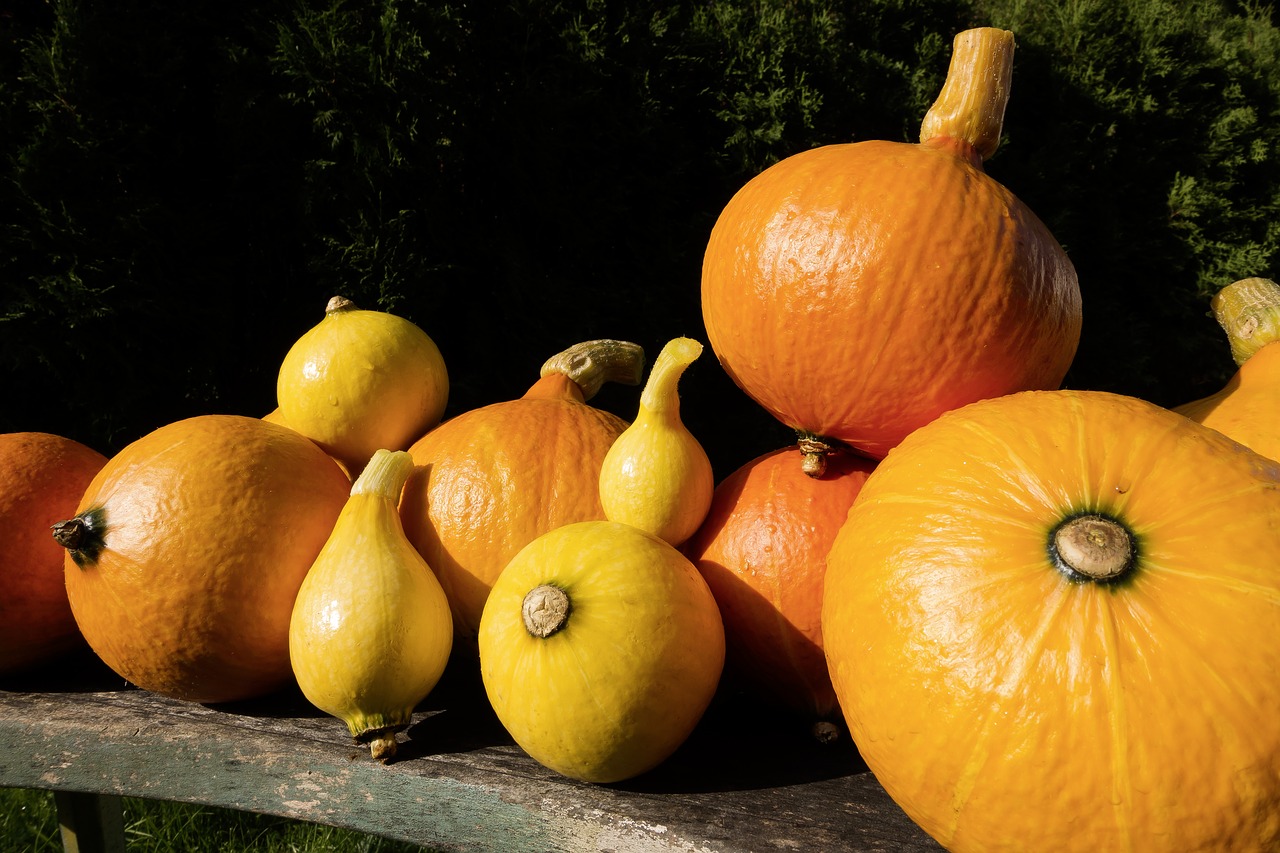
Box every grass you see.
[0,787,434,852]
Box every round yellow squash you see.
[478,520,725,783]
[823,389,1280,852]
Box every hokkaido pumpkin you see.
[1175,276,1280,460]
[401,340,644,643]
[701,27,1081,467]
[0,432,107,674]
[478,520,725,783]
[54,415,350,703]
[277,295,449,476]
[685,446,873,723]
[823,389,1280,852]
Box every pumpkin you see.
[0,432,107,674]
[290,449,452,761]
[1175,276,1280,460]
[277,295,449,476]
[822,389,1280,852]
[400,339,645,643]
[477,520,725,783]
[54,415,350,703]
[701,27,1081,468]
[685,446,872,723]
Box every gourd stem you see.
[1211,277,1280,366]
[350,449,415,500]
[325,295,358,314]
[522,584,571,638]
[1051,515,1134,582]
[919,27,1015,161]
[368,731,399,763]
[639,337,703,414]
[540,339,646,401]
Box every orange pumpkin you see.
[0,432,107,674]
[701,28,1081,466]
[1175,276,1280,460]
[823,389,1280,851]
[55,415,350,703]
[685,446,872,723]
[400,340,644,643]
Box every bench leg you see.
[54,791,125,853]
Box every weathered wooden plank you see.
[0,652,942,852]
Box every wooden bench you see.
[0,650,941,852]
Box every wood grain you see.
[0,651,942,852]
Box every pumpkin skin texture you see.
[823,389,1280,852]
[401,341,643,644]
[685,446,873,721]
[0,432,107,674]
[701,28,1081,461]
[478,520,725,784]
[57,415,350,704]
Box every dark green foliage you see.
[3,0,1278,475]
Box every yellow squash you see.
[277,296,448,475]
[477,520,724,783]
[823,389,1280,852]
[598,337,714,546]
[289,449,453,762]
[1175,276,1280,460]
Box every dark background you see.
[4,0,1279,479]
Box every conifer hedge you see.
[3,0,1278,475]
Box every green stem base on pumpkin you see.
[540,339,646,401]
[1211,277,1280,366]
[1049,513,1136,584]
[51,506,109,569]
[349,712,414,763]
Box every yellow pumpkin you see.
[823,389,1280,852]
[477,520,725,783]
[1175,276,1280,460]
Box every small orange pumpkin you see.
[0,432,107,674]
[55,415,350,703]
[685,446,872,722]
[823,389,1280,851]
[400,340,644,643]
[701,28,1081,466]
[1175,276,1280,460]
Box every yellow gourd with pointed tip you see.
[277,296,449,476]
[598,337,714,546]
[289,448,453,762]
[1175,277,1280,461]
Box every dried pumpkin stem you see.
[1210,277,1280,366]
[1052,515,1134,582]
[325,295,358,314]
[919,27,1015,161]
[522,584,571,638]
[540,339,646,401]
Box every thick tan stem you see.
[919,27,1015,161]
[522,585,571,638]
[540,340,646,401]
[1053,515,1133,581]
[1210,277,1280,366]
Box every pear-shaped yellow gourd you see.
[289,449,453,762]
[1175,277,1280,461]
[277,296,449,475]
[598,337,714,546]
[477,520,725,783]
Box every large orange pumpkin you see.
[0,432,107,674]
[401,340,644,643]
[701,28,1081,464]
[685,446,872,722]
[55,415,350,703]
[823,389,1280,851]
